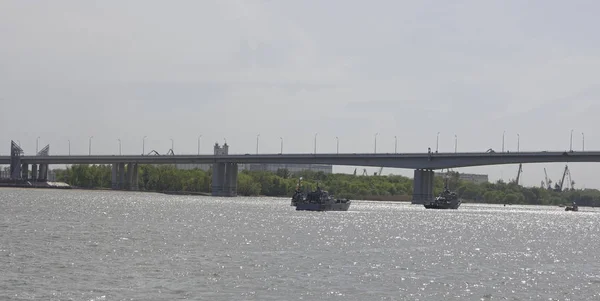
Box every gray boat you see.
[424,188,461,209]
[291,177,307,206]
[291,179,351,211]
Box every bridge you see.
[4,140,599,203]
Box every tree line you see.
[52,164,600,206]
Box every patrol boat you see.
[424,187,461,209]
[291,180,351,211]
[291,177,307,206]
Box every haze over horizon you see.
[2,1,600,188]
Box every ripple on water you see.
[1,189,600,300]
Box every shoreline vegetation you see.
[8,164,600,206]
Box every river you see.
[1,188,600,300]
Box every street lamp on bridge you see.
[88,136,93,155]
[436,132,440,153]
[374,133,379,153]
[394,136,397,154]
[68,140,71,156]
[36,136,40,154]
[517,133,520,152]
[582,132,585,151]
[335,136,339,154]
[280,137,283,154]
[314,133,318,154]
[256,134,260,154]
[454,134,457,153]
[502,130,505,152]
[570,129,574,151]
[117,138,121,155]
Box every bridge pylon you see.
[211,142,237,196]
[412,169,434,204]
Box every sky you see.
[1,0,600,188]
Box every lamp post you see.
[502,131,505,152]
[582,132,585,151]
[280,137,283,154]
[68,140,71,156]
[394,136,397,153]
[335,136,339,154]
[436,132,440,153]
[570,129,573,151]
[374,133,379,153]
[36,136,40,154]
[256,134,260,154]
[117,138,121,155]
[517,133,520,152]
[314,133,318,153]
[454,134,457,153]
[197,135,202,155]
[142,136,147,155]
[88,136,93,155]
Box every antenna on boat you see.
[443,168,450,190]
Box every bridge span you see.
[1,150,599,169]
[4,140,599,203]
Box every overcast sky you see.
[1,0,600,188]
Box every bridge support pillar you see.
[118,163,125,189]
[131,163,139,191]
[223,163,238,196]
[111,164,118,189]
[31,164,38,182]
[211,162,237,197]
[125,163,133,190]
[21,163,28,180]
[412,169,434,204]
[38,164,48,182]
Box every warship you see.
[291,179,306,206]
[424,188,462,209]
[291,178,351,211]
[565,201,579,212]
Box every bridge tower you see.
[10,140,23,180]
[35,144,50,182]
[411,169,435,204]
[211,142,237,197]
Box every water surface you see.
[1,188,599,300]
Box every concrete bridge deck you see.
[1,150,599,169]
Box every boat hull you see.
[423,200,461,209]
[296,201,351,211]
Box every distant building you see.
[436,172,488,184]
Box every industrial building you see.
[435,172,489,184]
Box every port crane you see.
[543,168,552,190]
[514,163,523,185]
[556,165,575,191]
